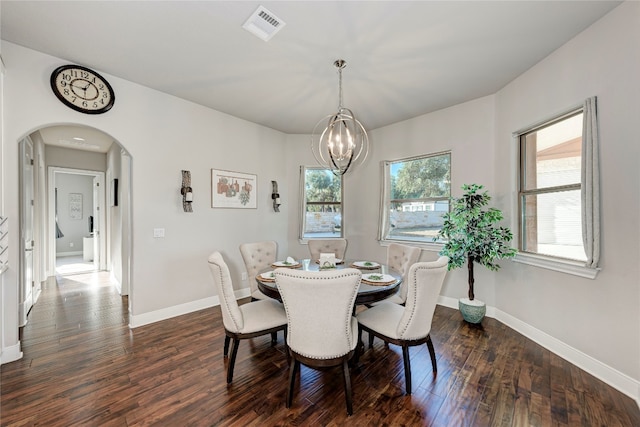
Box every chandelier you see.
[311,59,369,176]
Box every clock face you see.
[50,65,115,114]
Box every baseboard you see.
[57,251,83,257]
[129,288,251,328]
[0,342,23,364]
[436,296,640,407]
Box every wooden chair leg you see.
[426,335,437,373]
[402,344,412,395]
[271,331,277,344]
[368,332,375,349]
[227,338,240,384]
[342,359,353,416]
[223,335,231,357]
[286,359,299,408]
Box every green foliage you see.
[393,155,450,199]
[436,184,516,300]
[305,169,341,212]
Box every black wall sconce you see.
[271,180,281,212]
[181,170,193,213]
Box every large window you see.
[379,152,451,244]
[300,166,343,240]
[518,110,586,261]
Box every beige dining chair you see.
[240,240,278,300]
[384,243,422,305]
[307,238,348,261]
[356,257,449,395]
[207,251,288,384]
[274,267,362,416]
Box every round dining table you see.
[256,259,402,305]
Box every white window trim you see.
[513,252,599,279]
[298,165,343,243]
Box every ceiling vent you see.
[242,6,285,41]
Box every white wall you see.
[1,41,290,361]
[493,1,639,388]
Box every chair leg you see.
[426,334,437,373]
[271,331,277,345]
[227,338,240,384]
[342,359,353,416]
[368,331,375,349]
[286,359,299,408]
[223,335,231,357]
[402,344,412,395]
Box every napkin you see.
[286,256,296,264]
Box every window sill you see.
[513,252,599,279]
[379,239,443,253]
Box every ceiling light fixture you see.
[311,60,369,176]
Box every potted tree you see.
[436,184,517,323]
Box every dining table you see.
[256,258,402,305]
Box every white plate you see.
[362,273,395,283]
[272,261,298,267]
[259,271,276,279]
[353,261,380,268]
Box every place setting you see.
[349,260,381,270]
[361,273,397,286]
[271,256,302,269]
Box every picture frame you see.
[111,178,119,207]
[69,193,83,219]
[211,169,257,209]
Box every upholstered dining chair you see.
[384,243,422,305]
[307,238,348,261]
[207,251,288,384]
[239,240,278,300]
[356,256,448,395]
[274,267,362,416]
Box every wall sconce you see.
[181,170,193,213]
[271,180,281,212]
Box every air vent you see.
[242,6,285,41]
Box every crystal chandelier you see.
[311,60,369,176]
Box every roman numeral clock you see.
[50,64,115,114]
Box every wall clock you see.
[50,64,115,114]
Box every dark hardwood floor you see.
[2,271,639,426]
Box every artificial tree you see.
[437,184,517,304]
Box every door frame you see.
[47,167,107,276]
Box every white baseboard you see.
[57,251,83,257]
[0,342,23,364]
[436,296,640,407]
[129,288,251,328]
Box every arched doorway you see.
[18,123,132,324]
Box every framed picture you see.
[211,169,257,209]
[111,178,119,207]
[69,193,83,219]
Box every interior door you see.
[19,138,34,326]
[92,176,100,270]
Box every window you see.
[379,152,451,244]
[518,110,586,261]
[300,166,343,240]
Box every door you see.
[92,176,100,270]
[19,138,34,326]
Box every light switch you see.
[153,228,165,238]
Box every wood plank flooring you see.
[2,271,639,426]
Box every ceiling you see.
[2,1,621,137]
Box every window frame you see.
[299,165,344,243]
[513,105,598,279]
[378,151,451,249]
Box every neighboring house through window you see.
[379,152,451,245]
[300,166,343,240]
[516,97,600,278]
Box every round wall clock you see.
[50,64,115,114]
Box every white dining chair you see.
[384,243,422,305]
[307,238,348,261]
[208,251,288,384]
[274,267,361,415]
[239,240,278,300]
[356,256,448,395]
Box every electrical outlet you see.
[242,272,248,281]
[153,228,165,238]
